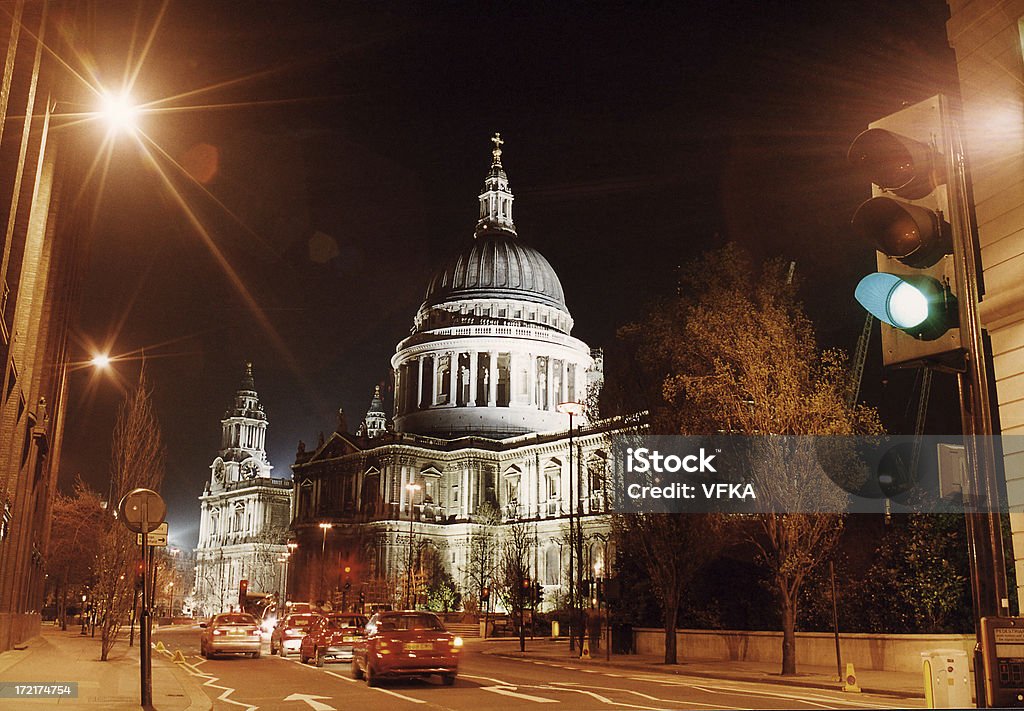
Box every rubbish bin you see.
[611,623,634,654]
[922,649,971,708]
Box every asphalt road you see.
[153,626,923,711]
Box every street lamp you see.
[557,401,585,654]
[97,89,140,136]
[318,523,332,606]
[405,483,421,610]
[284,540,298,607]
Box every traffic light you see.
[480,586,490,603]
[358,590,365,607]
[847,94,967,368]
[521,578,531,598]
[134,561,145,591]
[534,582,543,606]
[238,579,249,609]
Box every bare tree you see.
[94,369,166,660]
[460,502,500,613]
[47,477,106,630]
[494,523,533,651]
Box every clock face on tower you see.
[241,461,258,479]
[214,461,225,483]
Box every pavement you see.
[479,636,930,700]
[0,624,210,709]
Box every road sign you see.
[135,522,168,546]
[118,488,166,534]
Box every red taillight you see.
[213,629,224,636]
[286,628,302,636]
[250,628,261,636]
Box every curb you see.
[154,651,213,711]
[485,648,926,701]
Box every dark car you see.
[352,611,462,686]
[270,612,321,657]
[300,613,369,666]
[199,613,262,659]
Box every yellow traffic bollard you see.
[581,636,592,660]
[843,662,861,693]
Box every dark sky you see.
[56,0,959,548]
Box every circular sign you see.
[118,488,166,534]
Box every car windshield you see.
[378,614,443,631]
[216,614,256,625]
[326,615,367,630]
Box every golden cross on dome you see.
[491,132,503,163]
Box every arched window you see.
[233,502,245,533]
[544,546,561,586]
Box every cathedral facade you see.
[194,364,293,616]
[289,137,637,611]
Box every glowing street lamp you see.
[98,90,140,135]
[90,353,111,370]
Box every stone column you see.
[461,467,470,518]
[546,358,554,411]
[488,351,498,406]
[417,356,425,408]
[448,351,458,406]
[529,354,537,407]
[468,350,478,406]
[561,359,568,405]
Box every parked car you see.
[199,613,263,659]
[300,612,368,666]
[352,611,462,686]
[270,612,321,657]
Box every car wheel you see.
[442,673,456,687]
[315,647,324,668]
[366,663,379,687]
[300,650,309,664]
[352,659,364,680]
[278,645,287,657]
[252,650,261,659]
[270,641,277,655]
[199,642,207,659]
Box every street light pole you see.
[558,401,585,656]
[405,483,421,610]
[318,523,332,606]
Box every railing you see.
[397,323,589,352]
[221,476,293,493]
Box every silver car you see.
[200,613,263,659]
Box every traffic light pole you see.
[947,104,1009,709]
[140,505,152,709]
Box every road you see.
[153,626,923,711]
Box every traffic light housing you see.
[134,560,145,591]
[534,582,543,606]
[848,95,967,368]
[480,586,490,603]
[238,579,249,609]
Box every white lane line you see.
[552,681,748,711]
[321,669,426,704]
[540,685,661,710]
[171,654,258,711]
[482,686,559,704]
[461,672,521,686]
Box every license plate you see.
[229,629,245,636]
[404,642,432,651]
[343,636,358,642]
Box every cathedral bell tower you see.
[210,362,272,490]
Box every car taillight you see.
[213,629,224,636]
[286,628,302,635]
[250,628,261,636]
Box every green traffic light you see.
[855,272,955,340]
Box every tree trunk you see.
[664,603,679,664]
[781,590,797,676]
[519,606,526,652]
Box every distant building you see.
[289,137,639,612]
[194,364,292,616]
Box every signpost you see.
[118,488,165,710]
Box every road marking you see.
[283,693,335,711]
[540,685,662,710]
[462,672,520,686]
[165,650,259,711]
[552,681,748,710]
[322,669,426,704]
[482,685,559,704]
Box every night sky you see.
[55,0,960,548]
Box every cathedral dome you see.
[422,232,567,311]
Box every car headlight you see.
[452,636,463,647]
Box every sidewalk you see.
[479,637,928,700]
[0,625,210,710]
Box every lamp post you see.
[557,401,584,655]
[405,483,421,610]
[318,523,332,606]
[284,540,297,607]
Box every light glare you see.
[91,353,111,369]
[887,281,929,328]
[99,91,139,133]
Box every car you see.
[352,611,462,687]
[270,612,321,657]
[199,613,263,659]
[300,612,368,666]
